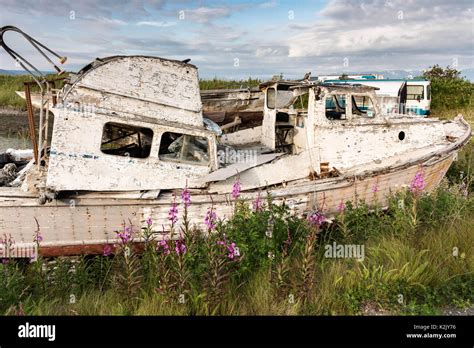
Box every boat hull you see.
[0,151,455,257]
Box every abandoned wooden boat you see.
[0,29,471,258]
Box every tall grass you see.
[0,75,35,110]
[0,74,68,110]
[1,174,472,315]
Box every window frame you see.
[351,94,376,118]
[325,93,348,120]
[158,131,211,166]
[266,87,276,110]
[100,121,154,159]
[406,84,425,101]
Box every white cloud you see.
[288,0,473,61]
[95,17,128,26]
[259,1,278,9]
[256,47,283,57]
[182,7,231,23]
[80,15,129,27]
[136,21,176,27]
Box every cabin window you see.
[426,85,431,100]
[159,132,209,165]
[291,93,309,110]
[406,85,424,101]
[325,94,347,120]
[100,122,153,158]
[352,95,375,117]
[267,88,276,109]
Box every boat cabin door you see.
[398,81,407,114]
[261,86,277,151]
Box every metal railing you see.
[0,25,67,166]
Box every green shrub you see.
[422,65,473,112]
[199,77,261,90]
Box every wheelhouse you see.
[43,56,219,192]
[259,81,382,156]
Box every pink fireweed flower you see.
[33,231,43,243]
[252,191,263,212]
[116,226,132,244]
[231,178,241,200]
[168,198,178,225]
[146,217,153,227]
[227,242,240,260]
[157,240,170,255]
[216,240,240,260]
[372,182,379,193]
[103,244,112,257]
[175,240,187,255]
[205,208,217,230]
[307,211,326,227]
[337,200,345,213]
[181,186,191,208]
[410,170,426,194]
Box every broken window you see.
[100,122,153,158]
[291,93,309,110]
[159,132,209,165]
[325,94,347,120]
[275,85,294,108]
[352,95,375,117]
[267,88,276,109]
[406,85,424,101]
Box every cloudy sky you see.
[0,0,473,79]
